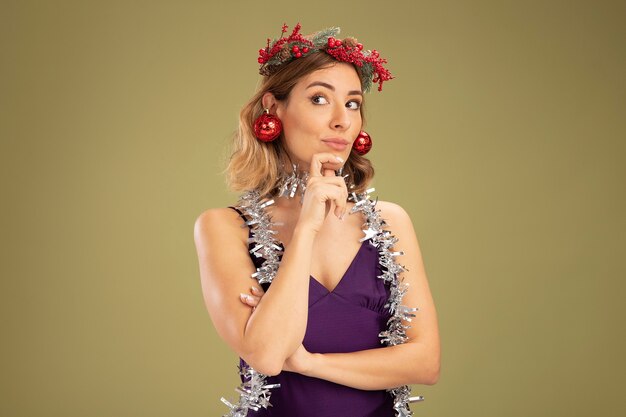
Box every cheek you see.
[352,114,363,133]
[282,112,317,137]
[280,115,310,152]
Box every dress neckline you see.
[229,205,369,294]
[274,239,368,294]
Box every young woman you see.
[194,24,440,417]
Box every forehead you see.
[295,63,362,92]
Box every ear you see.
[261,92,279,115]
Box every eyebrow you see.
[306,81,362,96]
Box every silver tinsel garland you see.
[277,163,309,202]
[219,185,424,417]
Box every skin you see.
[194,62,441,387]
[268,63,363,174]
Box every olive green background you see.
[1,0,624,416]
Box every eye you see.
[346,100,361,110]
[311,94,329,105]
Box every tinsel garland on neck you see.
[218,186,424,417]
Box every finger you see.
[333,191,348,219]
[306,176,348,215]
[338,181,349,219]
[309,153,344,178]
[326,176,349,217]
[334,199,346,219]
[317,186,346,219]
[239,293,260,307]
[307,175,348,189]
[250,286,265,296]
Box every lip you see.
[321,137,350,151]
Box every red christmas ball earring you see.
[253,109,282,142]
[352,131,372,155]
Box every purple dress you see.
[230,207,395,417]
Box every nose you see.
[329,103,351,131]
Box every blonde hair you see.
[226,52,374,197]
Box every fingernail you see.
[240,293,251,301]
[251,286,260,294]
[335,156,344,163]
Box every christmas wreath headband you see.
[257,23,393,92]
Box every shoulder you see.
[374,200,420,246]
[193,207,247,249]
[194,206,243,230]
[373,201,426,272]
[375,200,413,227]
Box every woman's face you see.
[274,63,363,169]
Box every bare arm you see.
[194,209,316,375]
[308,202,440,387]
[194,153,348,376]
[239,201,441,386]
[303,343,437,390]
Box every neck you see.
[274,164,309,202]
[272,163,351,207]
[273,193,306,212]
